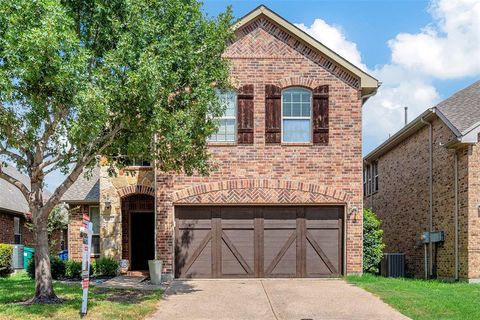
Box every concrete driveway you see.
[149,279,409,320]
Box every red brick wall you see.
[156,17,364,276]
[365,117,473,279]
[467,141,480,279]
[68,205,88,261]
[0,211,33,246]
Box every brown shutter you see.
[265,84,282,144]
[237,85,254,144]
[312,85,329,145]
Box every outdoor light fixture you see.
[104,196,112,209]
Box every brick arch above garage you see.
[172,179,351,204]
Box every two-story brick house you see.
[62,5,379,280]
[364,80,480,282]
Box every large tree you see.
[0,0,232,303]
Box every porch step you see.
[125,270,149,277]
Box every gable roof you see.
[234,5,379,97]
[436,80,480,135]
[61,166,100,203]
[0,165,29,215]
[365,80,480,162]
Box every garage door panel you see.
[175,206,343,279]
[221,230,254,276]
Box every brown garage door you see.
[175,206,343,278]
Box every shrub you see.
[27,256,66,280]
[65,260,82,279]
[94,257,118,276]
[0,244,14,277]
[363,209,385,274]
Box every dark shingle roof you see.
[436,80,480,134]
[61,166,100,203]
[0,165,29,214]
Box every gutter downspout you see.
[421,118,433,278]
[454,151,459,281]
[154,134,158,260]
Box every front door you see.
[130,212,155,270]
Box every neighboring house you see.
[0,165,34,246]
[0,164,67,251]
[364,80,480,282]
[62,5,379,280]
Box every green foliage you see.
[94,258,118,277]
[363,209,385,274]
[64,260,82,279]
[0,244,13,277]
[27,256,66,280]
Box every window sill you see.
[207,142,237,147]
[280,142,313,146]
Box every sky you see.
[44,0,480,190]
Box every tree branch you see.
[0,167,30,201]
[0,143,28,166]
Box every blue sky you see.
[44,0,480,190]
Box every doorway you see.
[130,211,155,270]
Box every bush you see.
[27,256,66,280]
[94,257,118,276]
[363,209,385,274]
[0,244,14,277]
[65,260,82,279]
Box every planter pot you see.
[148,260,163,285]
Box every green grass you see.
[0,272,162,320]
[347,273,480,320]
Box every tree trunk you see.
[31,210,60,304]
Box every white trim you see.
[281,88,313,143]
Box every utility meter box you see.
[422,231,445,244]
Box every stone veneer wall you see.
[365,117,473,280]
[155,17,364,277]
[467,141,480,280]
[99,166,154,261]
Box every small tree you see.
[363,209,385,274]
[26,205,69,252]
[0,0,232,303]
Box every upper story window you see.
[209,90,237,142]
[282,88,312,143]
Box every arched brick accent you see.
[118,185,155,198]
[278,76,318,89]
[172,179,351,204]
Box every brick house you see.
[62,5,379,280]
[364,80,480,282]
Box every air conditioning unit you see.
[12,245,24,269]
[380,253,405,278]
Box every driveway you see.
[149,279,409,320]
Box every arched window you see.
[282,88,311,142]
[209,90,237,142]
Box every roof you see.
[436,80,480,134]
[61,166,100,203]
[0,165,29,215]
[365,80,480,163]
[233,5,380,97]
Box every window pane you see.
[92,236,100,255]
[283,93,291,103]
[90,206,100,235]
[301,93,310,103]
[301,103,310,117]
[283,102,291,116]
[292,93,301,102]
[283,119,310,142]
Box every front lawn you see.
[347,273,480,320]
[0,272,162,320]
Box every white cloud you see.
[295,19,367,71]
[388,0,480,79]
[296,0,479,154]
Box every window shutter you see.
[312,85,329,145]
[237,84,254,144]
[265,84,282,143]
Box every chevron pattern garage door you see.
[174,206,343,278]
